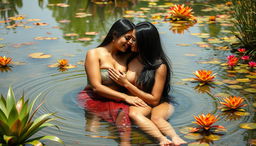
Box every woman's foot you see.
[172,135,187,145]
[159,137,173,146]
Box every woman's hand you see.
[108,68,129,86]
[125,95,148,107]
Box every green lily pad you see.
[179,127,195,134]
[246,75,256,79]
[236,78,251,82]
[184,133,203,140]
[236,69,249,73]
[234,112,250,116]
[244,88,256,93]
[239,123,256,129]
[227,85,243,89]
[204,134,220,141]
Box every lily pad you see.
[181,78,195,82]
[179,127,195,134]
[246,75,256,79]
[222,79,239,84]
[184,133,203,140]
[28,52,52,59]
[236,78,251,83]
[244,88,256,93]
[212,81,224,85]
[64,33,78,37]
[227,85,243,89]
[234,112,250,116]
[204,134,220,141]
[239,123,256,129]
[253,103,256,108]
[77,37,92,41]
[85,32,98,35]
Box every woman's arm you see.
[85,49,147,107]
[108,64,167,106]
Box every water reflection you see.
[0,0,22,20]
[47,0,137,45]
[0,66,12,72]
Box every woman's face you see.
[130,30,138,52]
[113,30,136,52]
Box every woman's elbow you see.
[91,84,102,93]
[150,99,160,106]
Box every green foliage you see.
[230,0,256,57]
[0,87,63,146]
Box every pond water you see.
[0,0,255,145]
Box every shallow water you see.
[0,0,255,145]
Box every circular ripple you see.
[11,69,253,146]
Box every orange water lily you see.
[58,59,69,67]
[192,113,224,131]
[166,4,196,21]
[193,70,216,85]
[0,56,12,67]
[220,96,247,110]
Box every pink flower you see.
[241,56,250,60]
[237,48,246,53]
[227,55,235,60]
[249,61,256,68]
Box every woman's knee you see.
[151,115,163,124]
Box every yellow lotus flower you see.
[0,56,12,67]
[220,96,247,110]
[167,4,196,21]
[58,59,69,67]
[193,70,216,84]
[193,113,222,130]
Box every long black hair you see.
[135,22,172,102]
[98,18,135,47]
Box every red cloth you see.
[77,88,131,132]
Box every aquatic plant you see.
[193,70,216,85]
[230,0,256,58]
[249,61,256,69]
[220,96,247,111]
[192,113,224,132]
[165,4,196,21]
[237,48,246,53]
[58,59,69,67]
[0,87,63,145]
[0,56,12,67]
[227,55,239,69]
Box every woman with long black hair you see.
[108,21,187,146]
[78,18,147,146]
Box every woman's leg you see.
[151,102,187,145]
[116,110,131,146]
[129,105,172,146]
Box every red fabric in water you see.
[77,88,131,131]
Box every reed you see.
[230,0,256,57]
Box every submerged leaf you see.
[239,123,256,129]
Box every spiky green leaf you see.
[6,87,16,114]
[28,135,64,144]
[0,95,7,116]
[25,140,43,146]
[7,106,19,127]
